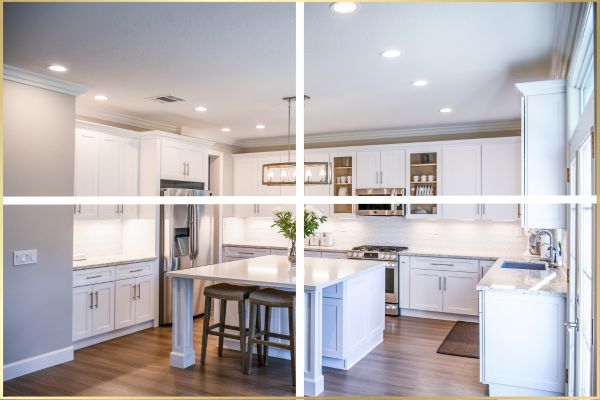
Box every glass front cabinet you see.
[406,146,442,218]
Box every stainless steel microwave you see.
[356,188,405,216]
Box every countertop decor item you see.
[272,206,327,265]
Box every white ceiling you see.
[5,2,558,145]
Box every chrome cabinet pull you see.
[237,251,255,255]
[476,204,480,215]
[183,162,186,176]
[132,285,136,300]
[115,205,120,214]
[129,268,144,273]
[482,204,486,215]
[443,276,447,291]
[438,276,441,290]
[78,205,82,214]
[137,284,141,299]
[74,205,77,214]
[431,263,454,267]
[89,292,94,309]
[94,291,99,308]
[375,171,379,184]
[86,275,103,279]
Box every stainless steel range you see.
[347,245,408,316]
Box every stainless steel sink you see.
[501,261,546,271]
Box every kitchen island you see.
[167,255,386,396]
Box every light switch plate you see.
[13,249,38,266]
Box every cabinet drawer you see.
[321,251,347,259]
[270,248,289,256]
[115,261,153,280]
[323,283,343,299]
[73,266,115,287]
[224,247,270,259]
[410,256,478,273]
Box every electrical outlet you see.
[13,249,38,266]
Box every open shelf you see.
[409,151,439,216]
[333,156,353,214]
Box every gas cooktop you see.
[352,245,408,252]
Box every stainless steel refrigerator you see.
[159,183,213,325]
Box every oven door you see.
[385,264,399,304]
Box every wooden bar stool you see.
[245,288,296,386]
[200,283,260,373]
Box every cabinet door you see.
[184,146,207,183]
[98,134,121,219]
[119,137,139,218]
[479,260,495,279]
[233,158,258,217]
[92,281,114,336]
[356,151,380,189]
[380,149,405,188]
[256,156,281,217]
[409,269,443,312]
[322,297,344,359]
[160,139,184,180]
[135,276,154,323]
[114,278,136,330]
[442,144,481,219]
[74,129,99,219]
[442,271,479,316]
[73,285,94,341]
[481,142,520,221]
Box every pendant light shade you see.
[261,96,330,186]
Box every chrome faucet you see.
[534,229,558,267]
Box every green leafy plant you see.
[272,207,327,263]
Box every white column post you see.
[170,277,196,368]
[304,287,324,396]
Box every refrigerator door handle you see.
[188,204,199,265]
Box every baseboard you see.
[73,320,154,350]
[400,308,479,322]
[4,346,74,381]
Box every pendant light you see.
[262,95,330,186]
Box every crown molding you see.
[550,3,587,80]
[180,126,238,146]
[4,64,88,96]
[516,79,566,96]
[233,119,520,148]
[77,107,178,133]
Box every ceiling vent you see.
[148,94,186,104]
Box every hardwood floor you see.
[4,316,487,397]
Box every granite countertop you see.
[476,257,567,297]
[73,255,157,271]
[223,242,526,260]
[167,255,385,290]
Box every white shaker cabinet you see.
[442,271,479,315]
[481,141,520,221]
[516,80,567,229]
[356,149,405,189]
[160,138,207,183]
[115,275,154,330]
[118,137,140,218]
[233,156,283,217]
[409,269,444,312]
[74,129,99,220]
[72,281,115,341]
[441,144,481,219]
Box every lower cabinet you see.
[322,297,343,359]
[115,275,153,330]
[408,257,479,316]
[72,261,155,344]
[72,281,115,341]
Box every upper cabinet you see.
[441,140,520,221]
[356,149,405,189]
[406,146,441,218]
[74,122,139,220]
[160,138,207,183]
[516,80,567,229]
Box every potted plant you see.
[272,206,327,266]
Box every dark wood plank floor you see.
[4,316,486,397]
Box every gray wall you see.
[4,80,75,365]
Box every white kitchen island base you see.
[167,255,386,396]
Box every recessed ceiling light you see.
[94,95,108,101]
[195,106,207,112]
[380,49,401,59]
[412,80,429,87]
[256,124,266,129]
[439,107,453,113]
[330,2,357,13]
[47,64,68,72]
[221,127,231,133]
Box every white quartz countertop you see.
[223,242,525,260]
[73,255,157,270]
[167,255,385,290]
[476,257,567,297]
